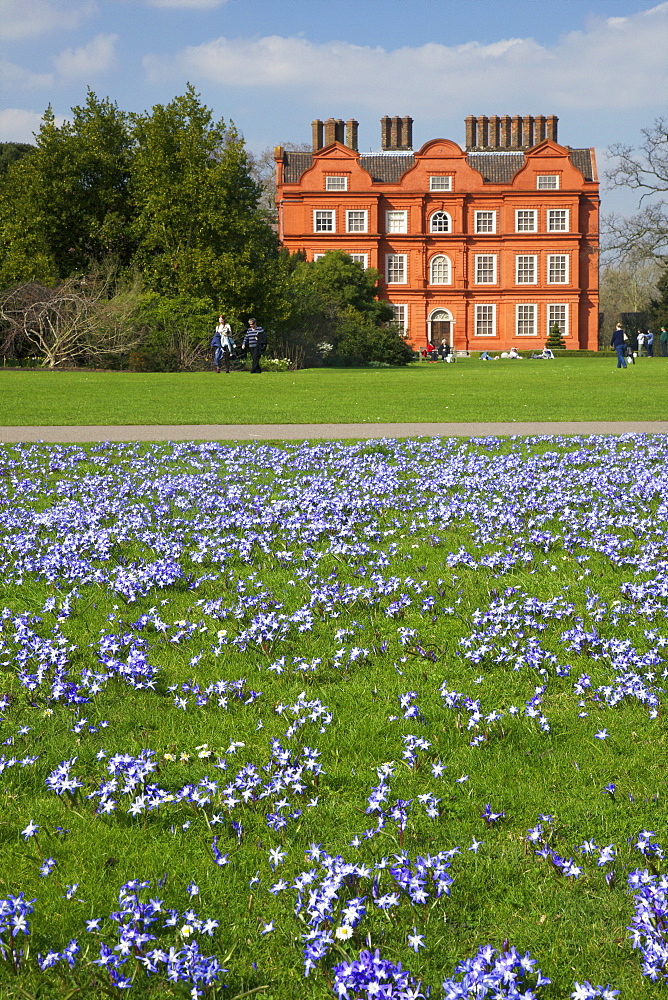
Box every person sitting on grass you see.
[508,347,522,359]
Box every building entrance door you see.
[431,320,451,343]
[428,309,454,347]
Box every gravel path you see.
[0,421,667,442]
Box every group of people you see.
[635,327,668,357]
[611,323,668,368]
[479,347,554,360]
[210,316,267,373]
[422,340,454,362]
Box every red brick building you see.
[275,115,599,352]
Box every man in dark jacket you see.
[242,318,267,373]
[611,323,628,369]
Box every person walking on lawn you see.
[242,318,267,374]
[661,326,668,357]
[611,323,628,369]
[211,315,234,373]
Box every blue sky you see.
[2,0,667,215]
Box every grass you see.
[0,434,667,999]
[0,356,667,425]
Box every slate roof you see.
[282,148,594,186]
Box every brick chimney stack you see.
[522,116,533,148]
[390,116,400,149]
[324,118,337,146]
[401,116,413,150]
[311,119,323,151]
[381,116,392,150]
[465,114,560,150]
[345,119,359,151]
[500,115,511,148]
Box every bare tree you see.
[248,142,312,220]
[599,258,660,336]
[0,275,143,368]
[604,118,668,262]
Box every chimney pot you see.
[345,119,359,151]
[511,115,522,148]
[476,115,489,148]
[489,115,500,149]
[401,116,413,150]
[546,115,559,142]
[534,115,546,144]
[465,115,476,149]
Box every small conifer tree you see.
[546,322,566,350]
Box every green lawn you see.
[1,356,666,425]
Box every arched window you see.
[430,255,452,284]
[430,211,452,233]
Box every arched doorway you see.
[428,308,454,348]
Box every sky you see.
[1,0,667,216]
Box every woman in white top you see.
[211,315,235,373]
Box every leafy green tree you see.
[129,85,279,320]
[283,252,411,365]
[0,143,34,175]
[0,93,134,287]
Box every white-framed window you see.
[547,209,569,232]
[347,253,368,268]
[313,253,326,261]
[516,304,537,336]
[516,255,537,284]
[430,255,452,284]
[515,209,537,232]
[475,254,497,284]
[325,175,348,191]
[537,174,559,190]
[547,254,568,283]
[385,253,407,284]
[430,211,452,233]
[346,210,367,233]
[314,210,335,233]
[430,175,452,191]
[390,304,408,333]
[386,210,408,233]
[475,210,496,234]
[475,304,497,337]
[548,304,568,337]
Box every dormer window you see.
[430,176,452,191]
[537,174,559,190]
[326,176,348,191]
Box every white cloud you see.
[147,0,228,7]
[0,109,47,142]
[53,32,118,79]
[0,0,97,41]
[0,61,54,91]
[144,2,668,117]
